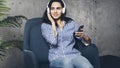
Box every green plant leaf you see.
[0,0,9,21]
[0,15,27,27]
[0,40,23,50]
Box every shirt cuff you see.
[81,38,90,46]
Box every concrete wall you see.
[93,0,120,56]
[0,0,120,68]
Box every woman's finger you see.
[75,32,84,37]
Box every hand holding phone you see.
[74,25,84,37]
[75,25,91,45]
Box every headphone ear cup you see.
[62,7,65,14]
[47,8,50,13]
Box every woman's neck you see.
[56,19,64,31]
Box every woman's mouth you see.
[53,14,58,17]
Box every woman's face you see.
[50,2,62,20]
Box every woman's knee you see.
[81,62,94,68]
[72,56,94,68]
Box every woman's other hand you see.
[47,12,58,37]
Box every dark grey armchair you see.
[23,17,100,68]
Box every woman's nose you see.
[54,9,57,12]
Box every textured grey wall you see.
[93,0,120,56]
[0,0,120,68]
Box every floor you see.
[100,55,120,68]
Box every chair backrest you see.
[24,18,49,62]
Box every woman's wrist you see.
[54,31,58,37]
[51,26,57,37]
[82,35,91,43]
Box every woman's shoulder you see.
[41,22,51,29]
[64,17,76,23]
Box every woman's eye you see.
[51,7,54,10]
[57,7,62,10]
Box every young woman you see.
[41,0,94,68]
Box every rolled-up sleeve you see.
[41,23,58,45]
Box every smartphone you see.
[77,25,84,32]
[73,25,84,36]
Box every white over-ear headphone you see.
[47,0,66,14]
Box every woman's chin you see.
[53,17,60,20]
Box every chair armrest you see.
[74,38,100,68]
[82,44,100,68]
[23,49,38,68]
